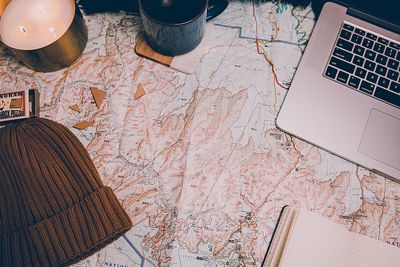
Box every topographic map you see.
[0,1,399,266]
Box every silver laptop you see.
[277,1,400,181]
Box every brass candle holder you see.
[0,0,11,17]
[0,0,88,72]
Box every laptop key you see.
[355,67,367,79]
[374,87,400,108]
[354,28,365,36]
[348,76,361,89]
[387,69,399,81]
[337,71,349,84]
[378,37,389,46]
[352,55,364,66]
[389,42,400,50]
[387,59,399,70]
[362,38,374,49]
[366,33,377,41]
[330,57,355,73]
[364,60,376,72]
[376,54,388,65]
[373,43,385,54]
[343,24,354,31]
[354,45,365,56]
[325,66,338,79]
[360,81,375,94]
[378,77,390,88]
[390,81,400,93]
[366,72,378,83]
[397,51,400,61]
[376,65,388,76]
[333,48,352,62]
[340,29,352,40]
[351,34,363,45]
[365,50,375,60]
[337,38,354,51]
[385,47,396,58]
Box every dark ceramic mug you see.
[139,0,228,56]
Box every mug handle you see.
[206,0,229,21]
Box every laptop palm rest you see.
[359,109,400,171]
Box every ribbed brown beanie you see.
[0,118,132,267]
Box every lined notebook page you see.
[279,209,400,267]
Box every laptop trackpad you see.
[359,109,400,171]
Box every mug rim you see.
[138,0,209,26]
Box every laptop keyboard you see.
[324,23,400,109]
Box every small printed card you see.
[0,90,28,121]
[0,89,39,126]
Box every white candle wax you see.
[0,0,75,50]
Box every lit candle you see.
[0,0,87,72]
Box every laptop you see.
[277,0,400,181]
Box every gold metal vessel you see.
[2,3,88,72]
[0,0,11,17]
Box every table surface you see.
[1,1,399,266]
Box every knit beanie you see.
[0,118,132,267]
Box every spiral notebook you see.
[262,207,400,267]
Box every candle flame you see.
[19,26,27,36]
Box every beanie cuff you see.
[2,186,132,267]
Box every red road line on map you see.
[252,3,289,91]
